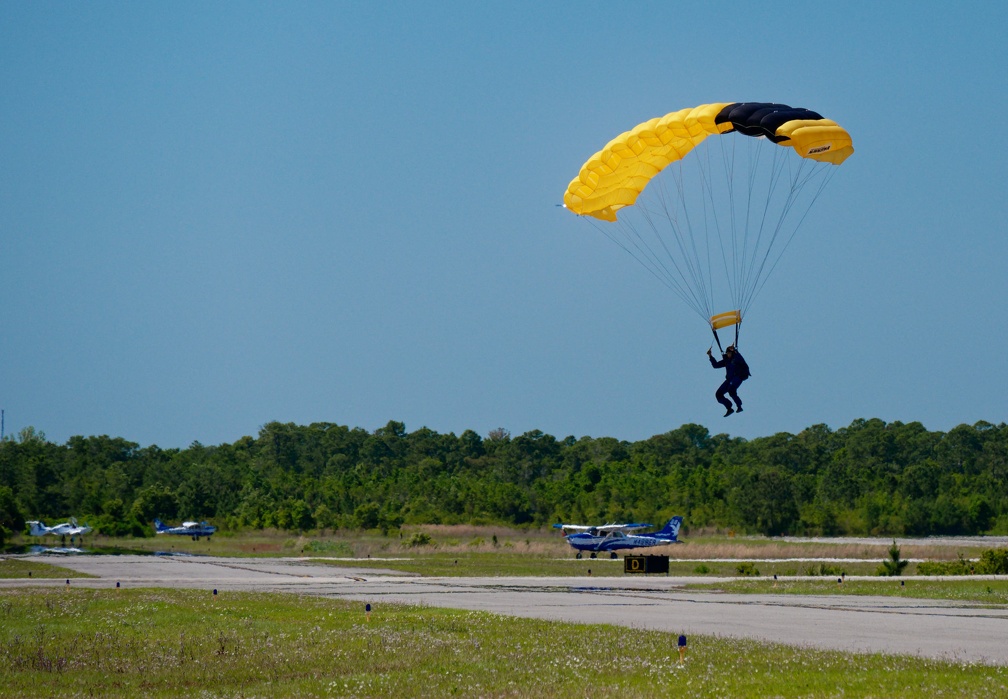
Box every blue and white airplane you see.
[154,519,216,541]
[27,518,92,542]
[554,516,683,559]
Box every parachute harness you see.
[710,310,741,354]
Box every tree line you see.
[1,418,1006,544]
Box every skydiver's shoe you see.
[723,407,734,417]
[735,406,743,413]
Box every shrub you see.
[915,548,1008,576]
[805,562,846,577]
[977,548,1008,575]
[917,553,971,576]
[405,532,433,548]
[736,562,759,576]
[302,540,354,556]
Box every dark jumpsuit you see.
[709,351,747,411]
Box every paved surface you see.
[4,554,1007,665]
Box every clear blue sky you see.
[2,3,1005,448]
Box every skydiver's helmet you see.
[725,345,735,354]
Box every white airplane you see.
[154,519,216,541]
[554,517,683,559]
[26,518,92,542]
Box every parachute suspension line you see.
[744,155,837,313]
[623,161,713,322]
[744,163,839,311]
[669,185,715,319]
[634,192,711,318]
[739,136,761,309]
[587,218,674,295]
[714,133,763,314]
[693,145,715,314]
[666,157,717,319]
[749,152,810,308]
[734,141,786,312]
[740,136,764,308]
[698,137,732,314]
[720,134,752,311]
[709,135,756,314]
[586,211,709,322]
[633,177,710,317]
[702,137,733,317]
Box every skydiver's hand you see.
[706,348,712,357]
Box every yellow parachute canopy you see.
[564,102,853,222]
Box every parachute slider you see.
[710,310,741,353]
[710,310,742,331]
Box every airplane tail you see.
[27,521,47,536]
[154,519,167,532]
[655,516,683,542]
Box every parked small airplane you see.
[554,516,683,559]
[154,519,216,541]
[26,518,92,543]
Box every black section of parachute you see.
[715,102,825,143]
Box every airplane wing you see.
[154,520,216,536]
[553,522,653,534]
[592,523,653,533]
[553,523,592,533]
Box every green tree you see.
[731,468,799,535]
[354,502,380,530]
[289,499,314,531]
[130,486,179,523]
[878,540,909,576]
[0,485,24,546]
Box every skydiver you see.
[707,344,750,417]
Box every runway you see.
[4,554,1006,665]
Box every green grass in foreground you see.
[0,588,1004,698]
[689,578,1008,604]
[0,558,96,579]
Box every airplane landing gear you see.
[589,552,597,559]
[575,552,582,559]
[610,551,618,559]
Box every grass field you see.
[4,529,1007,696]
[687,577,1008,604]
[8,525,1005,585]
[0,558,94,579]
[10,523,1000,557]
[1,587,1005,699]
[299,551,945,579]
